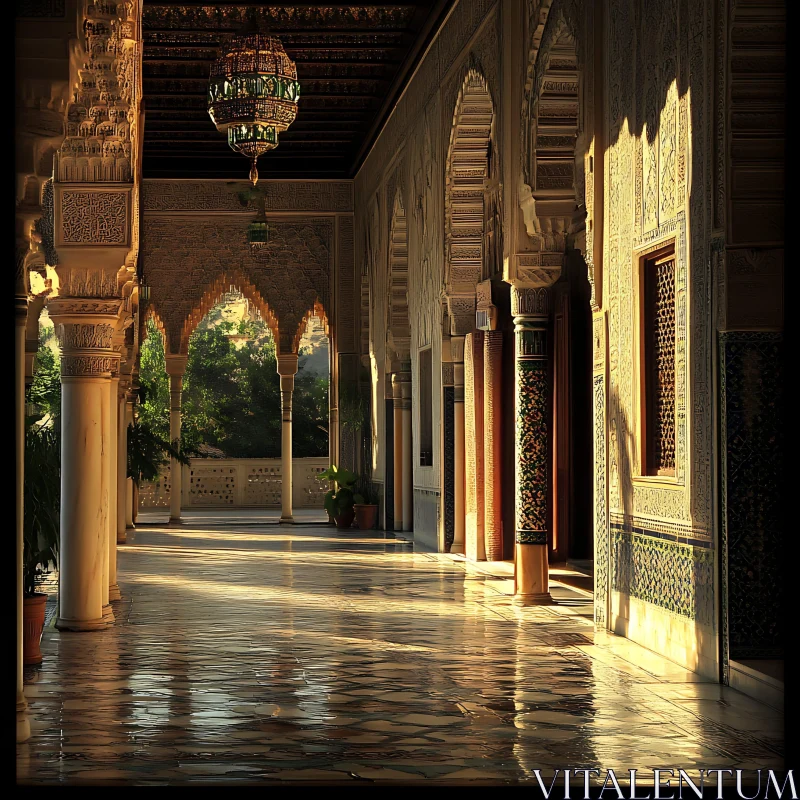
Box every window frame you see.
[633,239,681,487]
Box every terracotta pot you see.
[334,507,356,530]
[23,593,48,666]
[354,504,378,530]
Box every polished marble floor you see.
[18,519,784,785]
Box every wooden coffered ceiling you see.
[142,2,455,180]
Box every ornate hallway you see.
[18,519,783,785]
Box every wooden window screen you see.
[643,248,676,477]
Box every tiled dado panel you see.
[720,331,784,661]
[611,527,714,628]
[413,489,441,553]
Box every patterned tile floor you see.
[18,520,784,785]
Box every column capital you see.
[48,298,123,379]
[511,284,551,319]
[165,354,188,377]
[277,352,299,377]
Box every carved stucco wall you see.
[602,0,716,662]
[355,0,500,500]
[141,180,354,358]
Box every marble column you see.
[117,381,128,544]
[125,396,135,530]
[511,286,553,605]
[399,369,413,532]
[464,331,486,561]
[108,371,120,602]
[100,379,114,624]
[51,300,119,631]
[15,295,29,739]
[165,356,187,525]
[391,372,403,531]
[277,353,299,522]
[451,336,466,554]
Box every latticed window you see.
[643,247,676,477]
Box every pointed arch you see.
[292,300,329,355]
[444,67,496,332]
[156,269,281,356]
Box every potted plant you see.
[23,423,60,665]
[319,464,363,530]
[353,483,379,530]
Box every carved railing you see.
[139,457,329,509]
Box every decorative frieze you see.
[57,188,130,246]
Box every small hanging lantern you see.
[248,211,269,249]
[207,11,300,186]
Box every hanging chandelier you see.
[208,13,300,185]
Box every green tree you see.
[28,336,61,427]
[138,313,329,459]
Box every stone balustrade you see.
[139,457,329,509]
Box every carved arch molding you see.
[140,180,354,356]
[444,67,496,335]
[517,0,588,290]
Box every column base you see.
[513,592,555,607]
[55,616,106,632]
[16,690,28,713]
[109,584,121,602]
[125,524,135,531]
[279,515,294,523]
[16,709,31,743]
[102,604,115,624]
[168,516,182,526]
[117,532,127,544]
[450,542,465,555]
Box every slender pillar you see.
[512,286,553,605]
[15,296,29,740]
[484,330,504,560]
[51,301,119,631]
[125,396,135,530]
[464,331,486,561]
[391,373,403,531]
[117,381,127,543]
[399,369,413,532]
[277,353,299,522]
[108,372,120,601]
[165,356,187,525]
[100,378,114,624]
[452,336,466,554]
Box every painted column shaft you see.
[512,286,552,604]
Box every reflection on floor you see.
[18,520,784,784]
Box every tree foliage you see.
[138,314,329,459]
